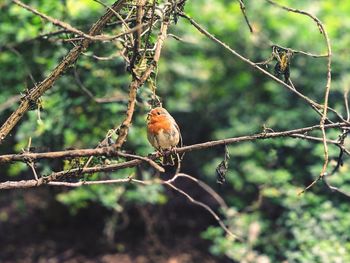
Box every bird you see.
[147,107,182,165]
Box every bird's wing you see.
[174,122,183,147]
[167,112,182,147]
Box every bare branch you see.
[164,181,242,241]
[0,159,141,190]
[48,177,147,187]
[117,152,165,172]
[237,0,253,33]
[344,87,350,122]
[0,122,347,164]
[323,174,350,199]
[169,173,229,210]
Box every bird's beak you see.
[147,113,151,120]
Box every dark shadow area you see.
[0,187,232,263]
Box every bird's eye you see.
[157,111,161,115]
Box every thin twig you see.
[271,44,328,58]
[170,173,229,209]
[27,162,39,180]
[164,181,242,241]
[12,0,143,42]
[93,0,135,45]
[117,152,165,172]
[344,88,350,122]
[237,0,253,33]
[74,67,126,103]
[0,159,141,190]
[48,177,148,187]
[323,174,350,199]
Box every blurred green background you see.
[1,0,350,262]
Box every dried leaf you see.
[216,145,230,184]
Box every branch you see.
[237,0,253,33]
[344,88,350,122]
[2,121,348,190]
[0,122,347,163]
[164,180,242,240]
[169,173,229,210]
[0,159,142,190]
[0,29,70,49]
[178,122,347,153]
[323,174,350,199]
[48,177,147,187]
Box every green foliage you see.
[57,183,125,213]
[124,184,167,205]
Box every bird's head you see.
[147,107,169,122]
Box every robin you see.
[147,107,182,165]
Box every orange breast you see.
[147,115,173,134]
